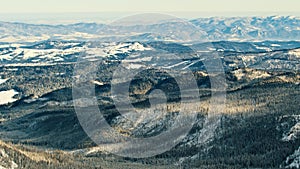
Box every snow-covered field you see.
[0,42,153,66]
[286,147,300,168]
[0,89,19,105]
[0,78,9,85]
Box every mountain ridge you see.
[1,16,300,42]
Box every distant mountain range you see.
[0,16,300,42]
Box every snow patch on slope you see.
[285,147,300,168]
[0,89,19,105]
[0,42,152,66]
[289,49,300,58]
[282,115,300,142]
[0,78,9,85]
[104,42,152,55]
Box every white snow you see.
[105,42,152,55]
[0,35,50,43]
[5,68,18,71]
[163,61,189,69]
[91,80,104,86]
[0,53,14,61]
[273,16,282,19]
[0,42,152,65]
[125,63,144,69]
[289,49,300,58]
[128,42,152,51]
[0,78,9,85]
[0,47,82,61]
[86,42,151,59]
[282,122,300,141]
[23,98,38,104]
[123,56,152,62]
[86,48,107,57]
[255,45,272,51]
[55,73,65,76]
[207,47,216,51]
[182,60,201,70]
[0,89,19,105]
[271,44,281,47]
[286,147,300,168]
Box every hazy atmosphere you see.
[0,0,300,24]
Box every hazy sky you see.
[0,0,299,24]
[1,0,299,13]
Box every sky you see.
[0,0,299,24]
